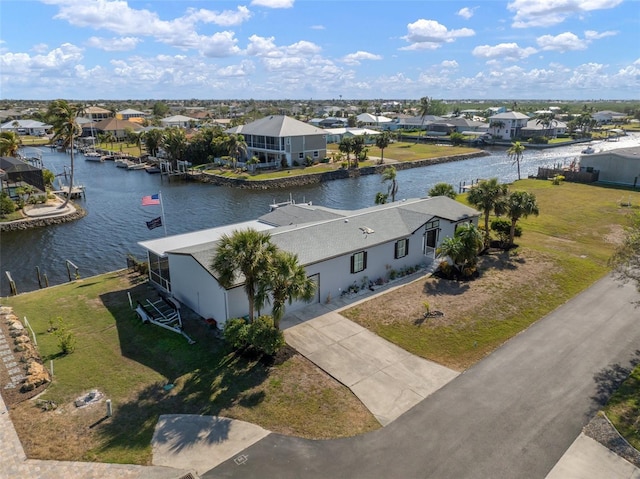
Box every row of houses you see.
[139,196,480,327]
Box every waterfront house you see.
[592,110,627,125]
[579,145,640,187]
[160,115,198,128]
[138,196,480,326]
[91,118,143,141]
[0,157,45,198]
[488,112,530,139]
[0,120,51,136]
[520,119,568,139]
[84,106,113,121]
[356,113,393,129]
[226,115,327,167]
[117,108,148,121]
[324,127,380,144]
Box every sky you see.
[1,0,639,101]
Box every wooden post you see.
[5,271,17,296]
[36,266,42,288]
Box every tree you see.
[504,191,539,246]
[450,132,465,146]
[507,141,525,180]
[105,131,117,149]
[609,212,640,293]
[152,102,169,117]
[0,131,21,157]
[258,251,316,329]
[338,137,354,168]
[428,183,457,199]
[351,135,366,168]
[143,129,164,157]
[47,100,83,209]
[417,96,432,143]
[374,192,388,204]
[436,223,483,278]
[467,178,509,249]
[381,166,398,202]
[375,131,391,164]
[225,133,248,169]
[211,228,278,321]
[163,128,187,169]
[535,112,556,138]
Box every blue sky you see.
[1,0,638,100]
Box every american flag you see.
[141,194,160,206]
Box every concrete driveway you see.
[282,304,459,426]
[206,275,640,479]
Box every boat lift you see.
[134,295,195,345]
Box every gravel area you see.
[584,412,640,468]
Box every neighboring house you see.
[579,146,640,187]
[118,109,148,121]
[0,157,45,197]
[138,197,480,326]
[91,118,143,141]
[356,113,393,129]
[324,127,379,144]
[395,115,443,131]
[445,117,489,134]
[160,115,198,128]
[592,110,627,125]
[0,120,51,136]
[84,106,113,121]
[227,115,327,167]
[488,112,530,139]
[520,119,568,139]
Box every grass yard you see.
[343,180,640,370]
[365,142,477,162]
[604,367,640,451]
[3,271,378,464]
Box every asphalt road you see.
[204,275,640,479]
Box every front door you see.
[424,229,438,257]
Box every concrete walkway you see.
[282,303,459,426]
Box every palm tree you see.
[504,191,539,246]
[0,131,21,157]
[507,141,525,180]
[375,131,391,165]
[381,166,398,202]
[47,100,83,209]
[258,250,316,329]
[351,135,366,168]
[436,223,483,278]
[535,112,556,138]
[163,127,187,170]
[225,133,248,169]
[374,192,388,204]
[417,96,432,143]
[338,137,354,168]
[467,178,509,249]
[211,228,278,321]
[428,182,457,199]
[105,131,117,150]
[143,129,164,157]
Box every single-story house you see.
[160,115,198,128]
[227,115,327,167]
[356,113,393,129]
[0,156,45,197]
[118,109,148,120]
[394,115,443,131]
[592,111,627,125]
[138,196,480,327]
[89,118,143,140]
[0,120,51,136]
[579,145,640,187]
[520,119,568,139]
[324,127,380,144]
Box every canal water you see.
[2,135,637,297]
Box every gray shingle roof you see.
[229,115,326,137]
[168,197,479,278]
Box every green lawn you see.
[3,271,377,464]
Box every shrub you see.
[292,160,300,167]
[305,155,313,167]
[490,218,520,246]
[224,317,250,350]
[0,192,16,215]
[552,175,565,185]
[223,316,285,356]
[53,317,76,355]
[340,161,348,169]
[321,157,330,163]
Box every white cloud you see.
[246,35,321,58]
[86,36,141,52]
[311,25,325,30]
[472,43,537,61]
[536,32,585,52]
[198,32,242,58]
[341,51,382,66]
[584,30,618,40]
[182,6,252,27]
[401,19,475,50]
[457,7,475,20]
[508,0,623,28]
[250,0,294,8]
[32,43,50,54]
[441,60,459,69]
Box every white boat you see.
[127,162,147,170]
[581,146,595,154]
[115,158,132,168]
[84,151,102,161]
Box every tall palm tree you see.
[351,135,366,168]
[338,137,354,168]
[504,191,539,246]
[535,112,556,138]
[507,141,525,180]
[47,100,82,209]
[0,131,21,157]
[258,250,316,329]
[467,178,509,249]
[381,166,398,202]
[375,131,391,165]
[211,228,278,321]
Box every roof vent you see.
[344,219,349,223]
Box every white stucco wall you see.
[581,153,640,186]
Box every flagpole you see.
[159,191,168,236]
